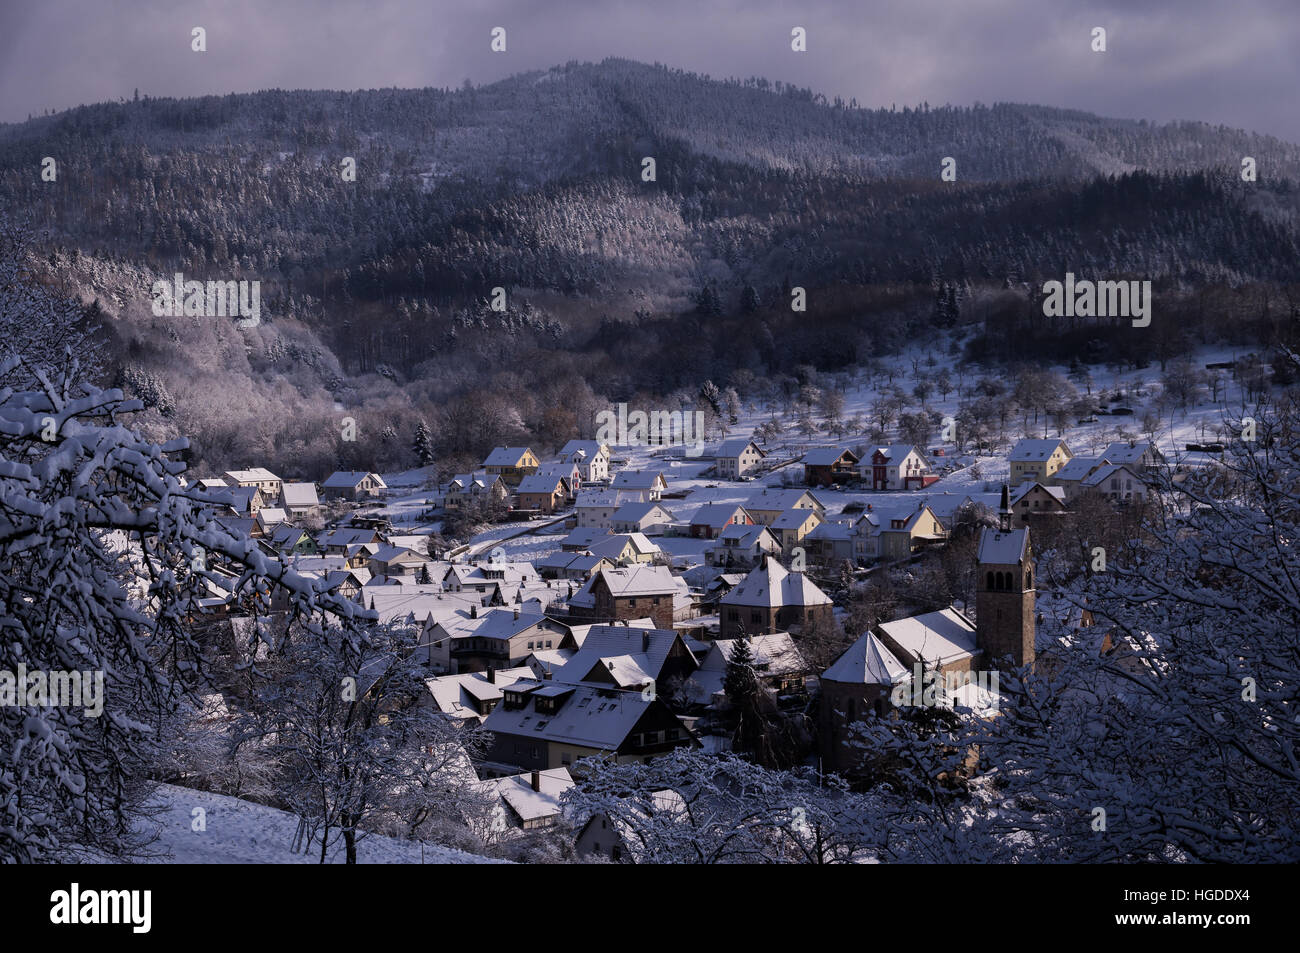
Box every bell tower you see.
[975,487,1036,670]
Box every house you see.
[444,472,508,510]
[1008,481,1068,523]
[806,513,878,564]
[516,473,567,513]
[802,447,860,487]
[1009,438,1073,485]
[551,625,700,692]
[481,682,696,772]
[536,551,615,581]
[1079,464,1148,503]
[559,440,612,483]
[568,565,679,629]
[718,556,834,639]
[611,501,676,535]
[1100,441,1162,471]
[574,489,622,530]
[319,527,380,554]
[586,533,662,566]
[223,468,282,500]
[561,527,611,551]
[713,437,766,479]
[472,768,576,835]
[877,607,981,675]
[689,503,754,539]
[482,447,540,487]
[443,561,538,594]
[226,485,265,517]
[575,789,688,862]
[268,523,319,556]
[744,488,826,526]
[430,606,572,673]
[865,444,935,490]
[535,460,582,497]
[321,470,387,502]
[877,504,946,562]
[706,523,781,569]
[254,507,289,533]
[770,506,825,554]
[684,633,810,706]
[610,470,668,502]
[818,631,913,772]
[280,482,320,520]
[368,545,431,580]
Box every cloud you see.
[1,0,1296,142]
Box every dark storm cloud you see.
[1,0,1296,141]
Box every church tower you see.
[975,486,1036,670]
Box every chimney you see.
[486,667,495,683]
[530,770,541,792]
[642,631,650,652]
[513,606,520,620]
[866,503,872,512]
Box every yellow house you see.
[1009,439,1073,485]
[483,447,540,487]
[878,505,946,562]
[771,507,824,554]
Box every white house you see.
[713,437,766,479]
[559,440,612,483]
[322,470,387,502]
[864,444,934,490]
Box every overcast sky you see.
[2,0,1297,141]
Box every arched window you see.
[1025,569,1032,589]
[986,571,994,591]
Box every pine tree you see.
[412,418,436,467]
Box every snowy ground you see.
[93,784,505,864]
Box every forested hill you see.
[1,59,1299,476]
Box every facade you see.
[321,470,387,502]
[1008,481,1067,523]
[803,447,860,487]
[568,565,678,629]
[559,440,612,483]
[516,473,567,513]
[877,505,946,562]
[866,445,933,490]
[689,503,754,539]
[714,437,766,478]
[223,468,283,500]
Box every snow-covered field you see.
[96,784,505,864]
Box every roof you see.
[771,507,821,530]
[1053,456,1106,482]
[322,470,386,489]
[1009,438,1070,461]
[877,608,979,667]
[873,443,925,464]
[1081,463,1141,486]
[745,488,825,512]
[1009,482,1066,506]
[477,768,575,824]
[560,440,609,461]
[552,626,689,687]
[611,502,673,523]
[280,482,319,507]
[691,502,750,528]
[716,523,777,546]
[371,545,426,564]
[720,557,832,609]
[425,667,535,720]
[482,684,666,751]
[1101,441,1156,465]
[588,564,677,598]
[823,631,912,685]
[225,468,280,483]
[256,507,288,525]
[802,446,859,466]
[586,533,660,560]
[715,437,762,458]
[611,470,667,491]
[977,527,1030,564]
[576,489,621,508]
[517,473,565,494]
[483,447,535,466]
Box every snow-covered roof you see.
[280,482,319,507]
[483,447,535,466]
[977,528,1030,564]
[877,608,978,668]
[611,470,667,491]
[425,667,535,720]
[517,473,565,494]
[1009,482,1066,507]
[482,685,666,751]
[714,437,762,458]
[1101,441,1156,465]
[552,626,688,687]
[477,768,575,824]
[823,631,912,686]
[1009,438,1070,461]
[560,440,609,461]
[322,470,386,489]
[586,533,660,560]
[690,502,750,528]
[720,557,832,609]
[746,488,825,512]
[771,507,821,530]
[1053,456,1106,482]
[872,443,925,464]
[587,564,677,597]
[1081,463,1142,486]
[612,501,673,523]
[225,468,280,483]
[802,446,858,466]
